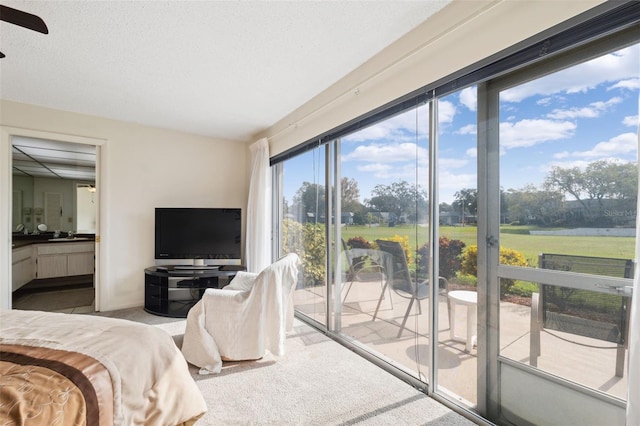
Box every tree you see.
[583,160,637,203]
[504,185,566,225]
[365,180,428,223]
[544,160,637,224]
[290,177,366,225]
[341,177,360,205]
[452,188,477,224]
[341,177,365,223]
[291,182,325,223]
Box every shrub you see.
[460,245,529,295]
[510,281,538,297]
[282,219,326,287]
[460,245,478,277]
[388,235,412,265]
[346,236,373,249]
[282,218,304,255]
[301,223,327,286]
[417,237,466,279]
[345,236,375,274]
[455,273,477,288]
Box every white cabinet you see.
[12,245,35,291]
[67,252,95,275]
[37,255,68,278]
[36,242,95,279]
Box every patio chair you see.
[375,239,449,337]
[341,239,392,307]
[531,253,632,377]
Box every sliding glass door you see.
[435,88,479,406]
[336,106,432,380]
[481,34,637,425]
[275,104,480,407]
[272,10,637,424]
[277,146,328,327]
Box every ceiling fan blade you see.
[0,5,48,34]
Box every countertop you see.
[12,233,96,249]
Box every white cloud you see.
[500,119,576,149]
[553,151,570,159]
[357,163,392,174]
[459,87,477,111]
[623,115,639,127]
[609,78,640,91]
[342,105,428,142]
[438,170,477,196]
[569,132,637,159]
[456,124,477,135]
[438,100,456,125]
[537,97,553,106]
[501,45,639,102]
[466,147,477,158]
[342,142,428,163]
[546,97,622,119]
[439,158,468,169]
[357,162,427,180]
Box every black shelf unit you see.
[144,266,245,317]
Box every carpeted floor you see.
[95,307,477,425]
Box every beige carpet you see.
[95,307,476,425]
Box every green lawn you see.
[341,224,635,265]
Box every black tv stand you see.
[173,265,220,270]
[144,265,246,317]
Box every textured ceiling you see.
[0,1,450,142]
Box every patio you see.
[293,278,628,405]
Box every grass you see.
[340,223,633,308]
[341,224,635,266]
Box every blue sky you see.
[284,43,639,206]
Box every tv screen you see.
[155,208,242,265]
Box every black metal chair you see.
[341,239,391,307]
[375,239,449,337]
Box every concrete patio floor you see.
[293,279,628,407]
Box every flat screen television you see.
[155,208,242,267]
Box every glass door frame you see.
[479,27,637,423]
[271,8,637,422]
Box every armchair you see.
[181,253,301,374]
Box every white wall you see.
[260,0,605,156]
[2,100,249,311]
[76,186,97,234]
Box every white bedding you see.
[0,309,207,426]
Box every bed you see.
[0,309,207,425]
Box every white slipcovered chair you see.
[181,253,301,374]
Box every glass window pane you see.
[498,43,639,399]
[436,87,479,406]
[338,105,431,379]
[283,147,328,326]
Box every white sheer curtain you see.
[245,137,271,273]
[627,129,639,425]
